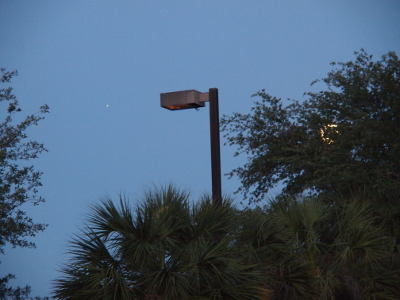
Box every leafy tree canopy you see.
[221,50,400,203]
[0,68,49,299]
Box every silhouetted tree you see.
[0,68,49,299]
[221,50,400,203]
[53,186,268,300]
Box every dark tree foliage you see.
[0,68,49,299]
[221,50,400,203]
[0,274,45,300]
[54,186,400,299]
[53,186,268,300]
[238,191,400,300]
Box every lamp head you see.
[160,90,208,110]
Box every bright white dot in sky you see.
[106,105,109,107]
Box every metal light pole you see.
[208,88,222,206]
[160,88,222,206]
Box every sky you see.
[1,1,399,298]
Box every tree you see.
[0,68,49,299]
[53,186,268,300]
[54,186,400,300]
[238,192,400,300]
[221,50,400,204]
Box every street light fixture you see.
[160,88,222,206]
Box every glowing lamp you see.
[160,90,209,110]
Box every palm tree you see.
[238,192,400,300]
[237,198,320,300]
[53,186,268,300]
[54,185,399,299]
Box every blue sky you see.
[1,1,399,297]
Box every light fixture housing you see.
[160,89,209,110]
